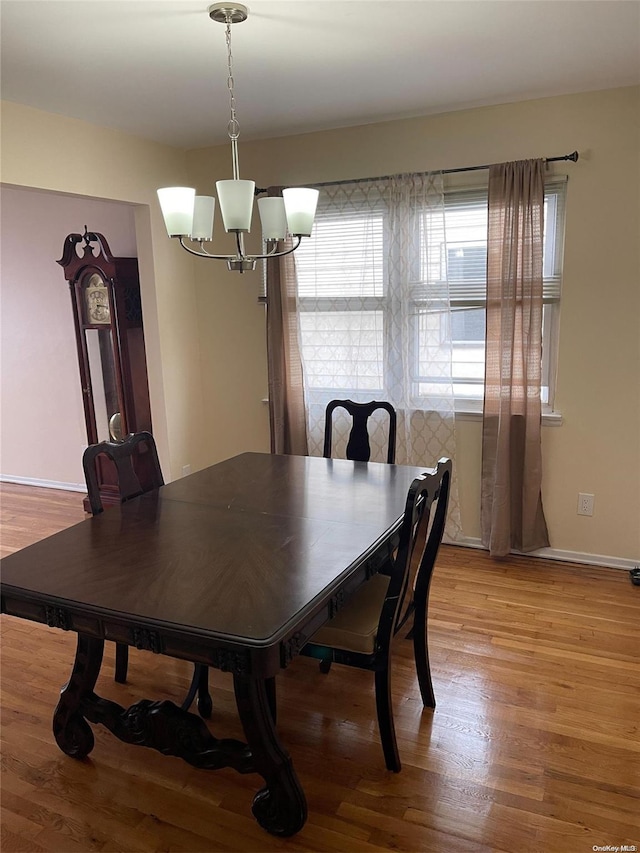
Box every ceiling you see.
[1,0,639,150]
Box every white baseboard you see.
[445,535,638,571]
[0,474,86,493]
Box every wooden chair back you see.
[81,433,211,715]
[82,431,164,516]
[379,458,451,652]
[323,399,397,464]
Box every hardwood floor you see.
[1,482,638,852]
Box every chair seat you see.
[311,573,390,654]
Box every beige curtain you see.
[481,159,550,556]
[265,187,308,455]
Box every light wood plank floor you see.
[1,482,638,853]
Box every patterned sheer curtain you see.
[481,159,550,556]
[294,173,462,541]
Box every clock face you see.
[84,273,111,325]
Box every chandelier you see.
[157,3,319,273]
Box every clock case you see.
[57,230,153,511]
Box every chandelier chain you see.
[225,16,241,179]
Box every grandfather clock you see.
[57,228,152,510]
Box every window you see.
[296,191,387,394]
[294,178,566,412]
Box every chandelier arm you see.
[251,236,302,262]
[262,241,282,257]
[178,237,235,261]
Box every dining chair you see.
[300,457,452,772]
[320,398,398,675]
[82,431,212,718]
[323,399,397,464]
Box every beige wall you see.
[187,86,640,562]
[2,88,638,562]
[1,101,206,480]
[0,187,137,487]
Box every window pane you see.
[418,198,488,303]
[451,307,485,343]
[295,213,384,298]
[300,310,384,391]
[447,244,487,284]
[451,307,486,391]
[452,345,485,382]
[443,200,488,303]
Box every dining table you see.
[0,451,428,837]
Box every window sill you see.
[455,406,563,426]
[263,398,563,426]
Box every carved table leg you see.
[114,642,128,683]
[234,675,307,837]
[53,633,104,758]
[265,676,277,725]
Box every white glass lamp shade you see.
[216,179,255,232]
[191,196,215,241]
[257,197,288,240]
[283,187,319,237]
[157,187,196,237]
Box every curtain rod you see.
[255,151,578,194]
[304,150,580,188]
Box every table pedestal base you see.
[53,634,307,837]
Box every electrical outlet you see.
[577,493,594,516]
[182,464,191,477]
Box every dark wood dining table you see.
[0,451,427,836]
